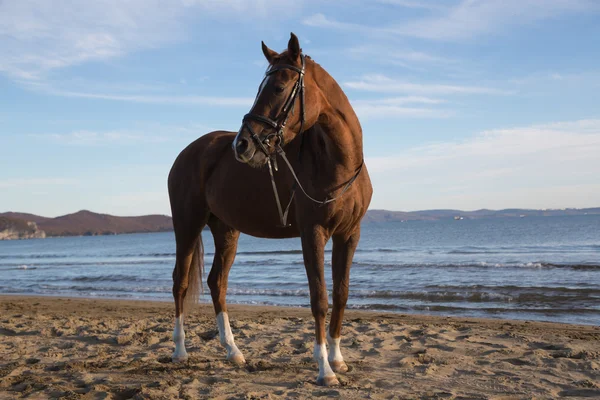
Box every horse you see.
[167,32,372,386]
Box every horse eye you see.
[275,86,285,94]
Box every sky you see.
[1,0,599,217]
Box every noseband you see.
[239,53,363,228]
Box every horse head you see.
[233,33,321,168]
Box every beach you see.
[1,296,599,399]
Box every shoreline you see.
[2,296,599,399]
[1,293,599,329]
[2,294,599,328]
[2,291,599,327]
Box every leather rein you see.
[241,54,364,227]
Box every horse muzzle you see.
[232,128,257,163]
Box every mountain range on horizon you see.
[1,207,599,240]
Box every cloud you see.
[0,0,306,80]
[345,74,511,95]
[510,70,600,86]
[375,0,447,11]
[302,13,366,32]
[0,178,79,189]
[347,46,456,70]
[30,123,216,146]
[351,96,451,119]
[303,1,599,42]
[16,75,252,106]
[30,130,168,146]
[392,0,599,41]
[43,90,254,107]
[367,119,600,210]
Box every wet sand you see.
[1,296,599,399]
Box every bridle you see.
[238,54,364,228]
[241,54,306,154]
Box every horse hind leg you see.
[171,209,208,362]
[328,228,360,373]
[206,215,245,364]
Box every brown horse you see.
[168,33,372,386]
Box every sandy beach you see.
[1,296,599,399]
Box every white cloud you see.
[44,91,254,107]
[0,0,306,80]
[347,46,456,69]
[375,0,447,11]
[16,76,252,106]
[345,74,511,95]
[30,130,168,146]
[30,123,217,146]
[367,119,600,210]
[392,0,598,41]
[302,13,366,32]
[510,70,600,86]
[0,178,79,189]
[303,1,598,42]
[351,96,451,119]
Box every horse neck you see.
[307,60,364,173]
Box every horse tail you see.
[183,234,204,314]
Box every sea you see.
[1,215,599,325]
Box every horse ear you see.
[287,32,301,62]
[262,41,278,64]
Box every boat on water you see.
[454,216,464,220]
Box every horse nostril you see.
[236,138,249,155]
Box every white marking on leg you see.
[216,312,245,363]
[327,331,343,363]
[172,315,188,362]
[327,331,348,373]
[314,341,337,384]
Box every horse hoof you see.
[316,375,339,386]
[330,360,348,373]
[227,353,246,365]
[171,354,188,363]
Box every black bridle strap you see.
[267,146,363,227]
[277,145,364,206]
[243,55,306,148]
[267,157,295,227]
[244,114,279,130]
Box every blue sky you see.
[1,0,599,217]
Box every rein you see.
[241,54,363,227]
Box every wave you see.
[3,258,599,272]
[0,247,408,260]
[33,284,172,294]
[351,261,600,270]
[70,274,153,283]
[214,287,600,306]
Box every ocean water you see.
[1,215,599,325]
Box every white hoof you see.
[227,351,246,364]
[330,360,348,373]
[316,374,340,386]
[171,350,188,363]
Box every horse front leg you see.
[328,227,360,373]
[207,217,245,364]
[301,226,338,386]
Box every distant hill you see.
[363,208,600,222]
[0,210,172,238]
[1,207,599,239]
[0,216,46,240]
